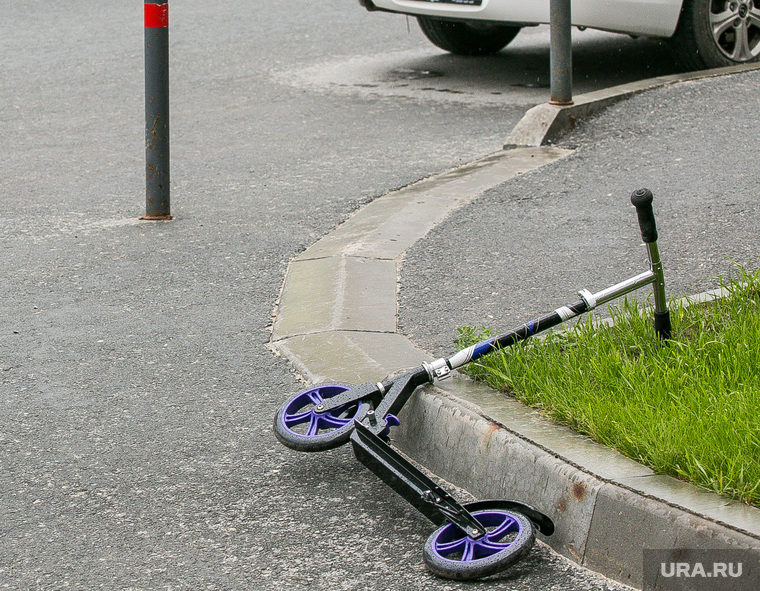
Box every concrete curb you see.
[270,146,573,384]
[271,66,760,589]
[504,62,760,148]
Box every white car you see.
[357,0,760,70]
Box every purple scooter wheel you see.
[274,383,365,452]
[423,504,535,580]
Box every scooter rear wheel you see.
[273,383,363,452]
[423,504,535,580]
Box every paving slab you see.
[273,257,397,338]
[273,331,431,385]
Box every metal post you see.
[550,0,573,105]
[142,1,172,220]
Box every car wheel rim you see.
[711,1,760,61]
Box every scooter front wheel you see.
[423,504,535,580]
[273,383,364,452]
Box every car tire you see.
[417,17,521,56]
[672,0,760,70]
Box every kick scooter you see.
[274,189,671,580]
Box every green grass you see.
[456,268,760,507]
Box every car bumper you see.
[360,0,683,38]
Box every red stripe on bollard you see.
[145,3,169,28]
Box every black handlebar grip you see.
[630,188,658,243]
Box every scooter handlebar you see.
[630,188,658,244]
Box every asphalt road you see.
[399,69,760,356]
[0,1,690,589]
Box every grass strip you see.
[456,268,760,507]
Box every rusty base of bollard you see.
[139,214,174,221]
[549,99,574,106]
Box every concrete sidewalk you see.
[271,64,760,589]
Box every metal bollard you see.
[142,1,172,220]
[549,0,573,105]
